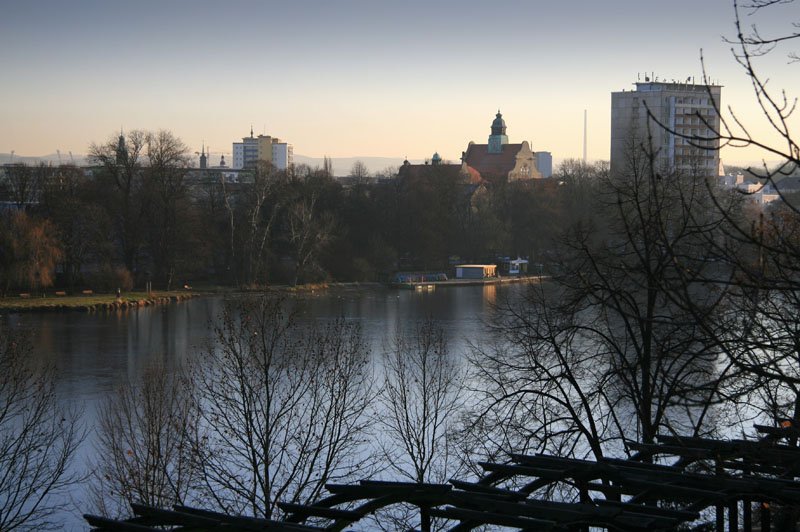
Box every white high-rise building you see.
[231,127,293,170]
[610,80,721,177]
[271,142,293,170]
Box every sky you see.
[0,0,797,168]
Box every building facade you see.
[535,151,552,178]
[610,80,722,177]
[232,127,293,170]
[461,111,544,183]
[271,141,293,170]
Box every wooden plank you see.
[429,506,556,529]
[277,502,363,521]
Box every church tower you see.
[199,142,207,169]
[115,128,127,165]
[487,110,508,154]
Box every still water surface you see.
[2,283,522,530]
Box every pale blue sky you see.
[1,0,797,166]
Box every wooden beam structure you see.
[84,426,800,531]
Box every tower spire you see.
[488,110,508,153]
[199,139,208,169]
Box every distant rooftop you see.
[633,81,722,92]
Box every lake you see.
[1,283,523,530]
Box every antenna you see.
[57,149,62,165]
[583,110,588,163]
[9,150,14,164]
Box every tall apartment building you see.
[232,127,294,170]
[610,80,721,177]
[535,151,553,178]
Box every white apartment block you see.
[271,142,293,170]
[231,129,293,170]
[611,80,721,178]
[232,135,259,170]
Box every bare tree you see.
[288,192,337,285]
[89,130,149,272]
[190,295,373,520]
[376,319,464,531]
[322,155,334,179]
[88,363,198,518]
[0,324,81,531]
[142,130,192,289]
[379,319,463,484]
[40,164,111,290]
[220,161,287,286]
[349,160,370,185]
[642,0,800,432]
[2,163,48,209]
[473,153,735,462]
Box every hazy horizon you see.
[1,0,797,167]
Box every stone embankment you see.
[87,293,198,312]
[0,292,201,313]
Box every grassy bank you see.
[0,290,201,313]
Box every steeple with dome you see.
[488,110,509,154]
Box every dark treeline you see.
[0,129,605,294]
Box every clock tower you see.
[488,110,508,154]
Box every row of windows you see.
[676,97,710,105]
[675,128,714,137]
[676,147,715,156]
[676,116,713,125]
[676,107,715,117]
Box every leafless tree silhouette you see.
[0,324,81,531]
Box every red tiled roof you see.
[463,143,525,180]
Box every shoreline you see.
[0,291,203,314]
[0,277,541,313]
[389,275,544,290]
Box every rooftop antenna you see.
[57,149,62,165]
[9,150,14,163]
[583,110,588,163]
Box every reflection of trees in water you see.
[189,295,374,520]
[469,158,736,463]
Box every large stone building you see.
[610,80,722,177]
[232,127,293,170]
[461,111,544,183]
[398,111,548,185]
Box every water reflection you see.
[0,284,519,530]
